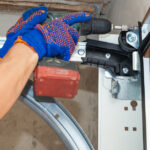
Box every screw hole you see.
[55,114,59,119]
[124,107,128,111]
[131,100,138,111]
[125,127,129,131]
[133,127,137,131]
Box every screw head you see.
[105,53,111,59]
[78,49,85,55]
[127,33,137,43]
[122,67,129,74]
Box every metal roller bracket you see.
[104,69,141,100]
[70,42,86,62]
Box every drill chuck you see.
[44,12,112,35]
[80,18,112,35]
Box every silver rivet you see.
[105,53,111,59]
[78,49,85,55]
[123,67,129,74]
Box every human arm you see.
[0,10,91,119]
[0,43,38,119]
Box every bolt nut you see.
[78,49,85,55]
[105,53,111,59]
[127,32,137,43]
[122,67,129,74]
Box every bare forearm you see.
[0,43,38,119]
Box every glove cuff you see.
[15,36,37,53]
[15,28,47,60]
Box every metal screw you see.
[78,49,85,55]
[122,67,129,74]
[105,53,111,59]
[127,33,137,43]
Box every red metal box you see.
[33,58,80,98]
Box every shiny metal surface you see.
[132,51,140,71]
[104,68,141,100]
[70,42,86,62]
[143,58,150,150]
[142,11,150,40]
[98,68,143,150]
[126,31,139,49]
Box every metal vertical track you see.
[20,80,95,150]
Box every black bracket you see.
[82,39,133,76]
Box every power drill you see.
[33,12,112,98]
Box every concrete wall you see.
[0,11,22,36]
[107,0,149,26]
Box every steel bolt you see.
[105,53,111,59]
[78,49,85,55]
[122,67,129,74]
[127,33,137,43]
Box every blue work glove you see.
[0,6,48,58]
[15,12,92,61]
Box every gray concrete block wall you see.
[0,11,22,36]
[107,0,149,26]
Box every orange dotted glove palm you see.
[16,12,91,60]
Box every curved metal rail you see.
[20,80,94,150]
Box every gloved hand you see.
[15,12,92,61]
[0,6,48,58]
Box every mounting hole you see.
[130,100,138,111]
[55,114,59,119]
[124,107,128,111]
[124,127,129,131]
